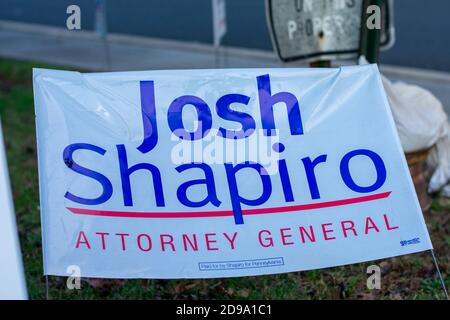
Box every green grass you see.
[0,58,448,300]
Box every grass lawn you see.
[0,58,448,300]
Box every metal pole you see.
[95,0,111,70]
[45,275,49,300]
[310,60,331,68]
[359,0,382,64]
[215,46,220,68]
[212,0,220,68]
[430,249,449,300]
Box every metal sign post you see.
[359,0,382,63]
[95,0,111,70]
[212,0,227,68]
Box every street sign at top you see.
[212,0,227,47]
[266,0,395,62]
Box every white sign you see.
[33,65,432,279]
[212,0,227,46]
[0,121,27,299]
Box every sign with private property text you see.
[266,0,395,62]
[33,65,431,279]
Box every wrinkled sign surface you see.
[266,0,394,62]
[33,65,430,279]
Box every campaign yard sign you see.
[33,65,432,279]
[0,121,27,299]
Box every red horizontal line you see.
[67,191,391,219]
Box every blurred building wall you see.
[0,0,449,72]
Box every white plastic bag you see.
[381,74,450,195]
[425,127,450,195]
[381,75,447,153]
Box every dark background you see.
[1,0,449,71]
